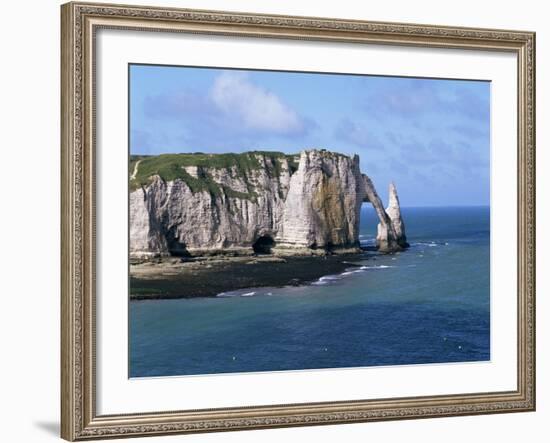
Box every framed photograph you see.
[61,1,536,440]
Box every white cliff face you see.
[129,178,168,257]
[385,182,408,245]
[129,153,292,257]
[129,149,407,258]
[276,150,363,248]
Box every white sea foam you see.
[216,290,257,298]
[360,265,394,270]
[341,269,365,276]
[221,261,397,296]
[311,281,328,286]
[412,241,441,248]
[311,274,344,286]
[216,292,236,298]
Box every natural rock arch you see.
[362,177,409,252]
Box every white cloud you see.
[210,72,305,135]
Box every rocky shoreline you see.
[130,250,374,299]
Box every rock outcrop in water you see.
[129,149,407,258]
[375,182,409,251]
[384,183,408,246]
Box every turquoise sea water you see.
[129,206,490,377]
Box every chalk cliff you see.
[381,182,409,249]
[276,150,364,249]
[129,149,407,258]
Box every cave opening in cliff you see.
[252,235,275,254]
[166,227,191,257]
[167,241,191,257]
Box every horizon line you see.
[364,204,490,209]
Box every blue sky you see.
[130,64,490,207]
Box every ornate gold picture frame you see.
[61,1,535,440]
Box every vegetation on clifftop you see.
[129,151,300,198]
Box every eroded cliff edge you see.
[129,149,407,258]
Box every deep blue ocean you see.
[129,206,490,377]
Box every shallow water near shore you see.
[129,206,490,377]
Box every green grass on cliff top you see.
[129,151,300,197]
